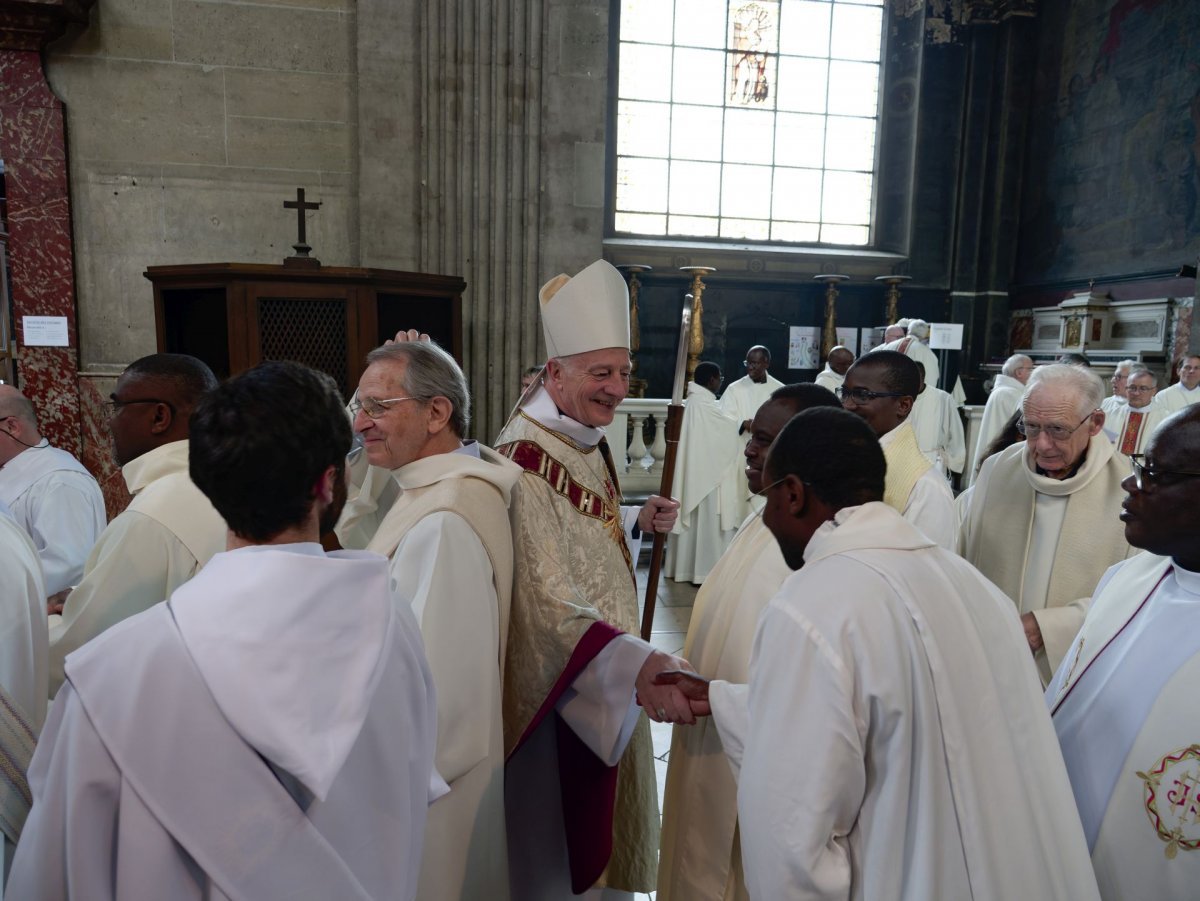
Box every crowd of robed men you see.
[1,258,1199,900]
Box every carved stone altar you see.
[1018,287,1172,377]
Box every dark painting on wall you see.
[1016,0,1200,285]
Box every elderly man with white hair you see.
[496,260,686,899]
[1100,359,1137,418]
[877,318,940,390]
[960,364,1133,684]
[968,353,1033,479]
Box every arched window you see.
[612,0,886,248]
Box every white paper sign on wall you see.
[929,323,964,350]
[22,316,70,347]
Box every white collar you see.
[121,439,191,495]
[520,385,607,448]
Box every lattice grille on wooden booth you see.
[256,297,349,397]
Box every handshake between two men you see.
[636,665,711,724]
[625,492,711,727]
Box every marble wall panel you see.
[77,375,129,519]
[1,49,81,457]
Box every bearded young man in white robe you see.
[9,361,440,901]
[496,260,689,900]
[0,500,45,895]
[1049,406,1200,899]
[968,353,1032,480]
[961,364,1133,683]
[656,406,1100,901]
[719,344,784,520]
[1154,354,1200,412]
[838,351,956,550]
[336,338,520,901]
[0,386,106,599]
[665,362,741,585]
[48,354,227,695]
[658,383,841,901]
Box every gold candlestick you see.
[875,275,912,326]
[617,264,652,398]
[814,274,849,362]
[680,266,716,383]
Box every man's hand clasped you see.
[635,650,711,725]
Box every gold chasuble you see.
[496,411,659,894]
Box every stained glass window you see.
[614,0,885,247]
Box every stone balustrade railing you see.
[609,397,669,500]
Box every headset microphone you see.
[1,428,47,449]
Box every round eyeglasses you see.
[1015,411,1096,442]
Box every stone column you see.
[358,0,610,440]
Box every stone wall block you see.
[51,59,225,165]
[556,4,605,78]
[572,140,603,208]
[226,116,353,171]
[51,0,174,61]
[173,1,351,74]
[72,168,165,254]
[224,69,353,122]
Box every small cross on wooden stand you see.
[283,187,321,268]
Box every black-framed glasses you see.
[1015,411,1096,441]
[102,397,175,417]
[836,386,906,404]
[348,395,418,419]
[1129,454,1200,491]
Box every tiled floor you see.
[632,561,700,901]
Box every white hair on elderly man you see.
[907,319,930,339]
[1025,363,1106,416]
[1002,354,1033,377]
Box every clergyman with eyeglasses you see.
[837,350,957,550]
[1047,405,1200,898]
[960,363,1133,685]
[334,338,521,901]
[48,353,226,696]
[1105,366,1168,459]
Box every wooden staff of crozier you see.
[640,293,695,641]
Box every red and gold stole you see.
[1119,410,1145,456]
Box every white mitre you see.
[540,260,630,358]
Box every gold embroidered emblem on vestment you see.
[1137,744,1200,859]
